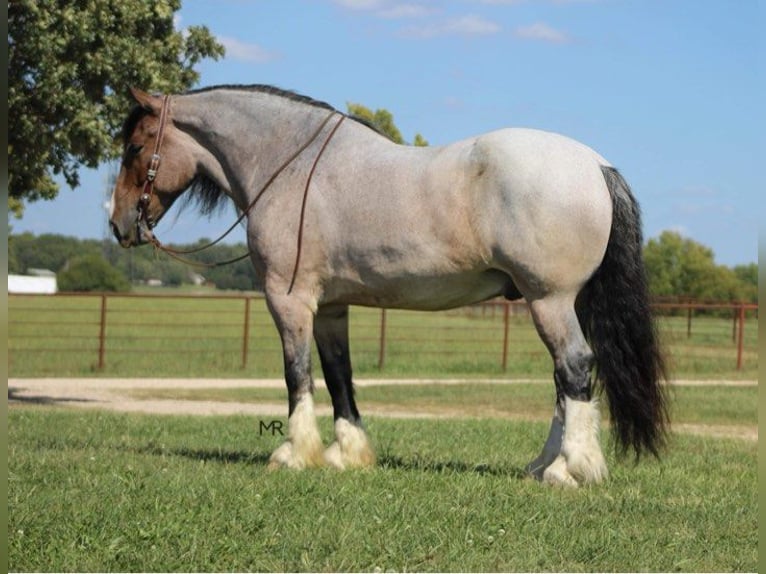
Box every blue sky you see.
[12,0,762,266]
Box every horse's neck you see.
[175,92,334,209]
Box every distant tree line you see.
[643,231,756,303]
[9,230,756,302]
[9,232,258,292]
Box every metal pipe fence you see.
[8,292,758,378]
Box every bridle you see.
[136,95,170,237]
[131,94,346,292]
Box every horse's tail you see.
[576,166,669,458]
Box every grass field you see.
[7,293,759,570]
[8,397,757,572]
[124,382,758,428]
[7,293,758,379]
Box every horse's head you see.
[109,88,198,247]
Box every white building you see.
[8,274,58,294]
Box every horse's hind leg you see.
[528,295,608,486]
[524,401,565,481]
[314,305,375,469]
[266,294,324,469]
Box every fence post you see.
[242,296,251,369]
[736,303,745,371]
[501,301,510,372]
[378,308,387,371]
[686,306,693,338]
[98,294,107,370]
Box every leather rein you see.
[136,96,345,292]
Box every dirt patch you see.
[8,377,757,442]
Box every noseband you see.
[136,94,171,237]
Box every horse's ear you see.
[129,87,164,114]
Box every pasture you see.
[7,382,758,572]
[7,293,758,379]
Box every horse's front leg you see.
[266,293,325,470]
[314,305,376,469]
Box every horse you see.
[109,84,668,486]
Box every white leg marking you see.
[526,410,564,480]
[324,418,376,470]
[561,396,608,484]
[268,395,324,470]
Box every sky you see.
[12,0,763,266]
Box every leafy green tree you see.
[732,263,757,302]
[58,254,131,292]
[8,0,224,216]
[413,133,429,147]
[644,231,755,302]
[346,103,428,146]
[8,232,94,273]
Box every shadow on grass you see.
[133,443,530,478]
[378,453,528,479]
[133,444,273,466]
[8,387,99,406]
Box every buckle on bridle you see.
[147,153,161,181]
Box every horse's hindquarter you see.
[471,129,613,295]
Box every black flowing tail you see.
[576,166,669,458]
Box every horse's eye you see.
[126,143,143,156]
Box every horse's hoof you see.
[324,420,376,470]
[267,440,325,470]
[564,449,608,485]
[542,455,579,488]
[524,456,548,481]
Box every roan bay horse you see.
[110,85,667,486]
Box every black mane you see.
[179,174,228,217]
[121,104,150,144]
[184,84,392,139]
[184,84,336,113]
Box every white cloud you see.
[334,0,434,19]
[513,22,571,44]
[402,15,501,38]
[377,4,433,19]
[473,0,526,4]
[333,0,385,9]
[219,36,280,64]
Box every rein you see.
[139,100,345,288]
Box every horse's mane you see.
[185,84,336,113]
[120,84,392,217]
[185,84,392,139]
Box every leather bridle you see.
[136,94,170,237]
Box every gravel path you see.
[8,377,758,441]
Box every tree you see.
[643,231,755,302]
[58,254,131,292]
[8,0,224,216]
[346,103,429,146]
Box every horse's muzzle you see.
[110,218,154,248]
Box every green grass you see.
[123,382,758,428]
[8,294,758,379]
[8,407,757,572]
